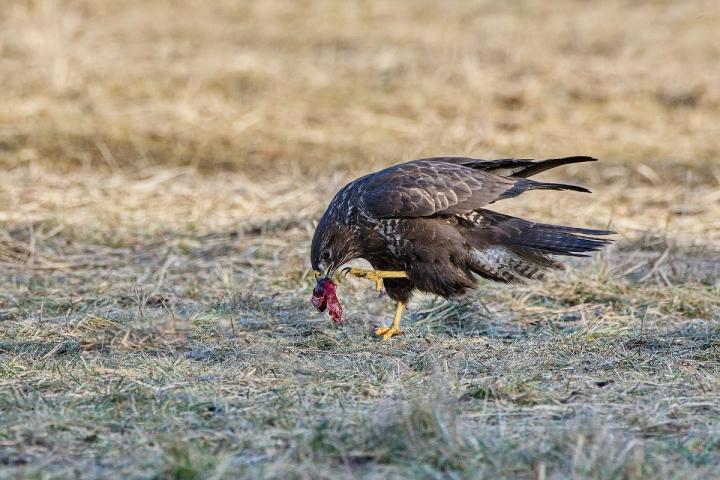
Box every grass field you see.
[1,0,719,478]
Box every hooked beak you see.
[314,264,335,281]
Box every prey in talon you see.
[310,156,614,340]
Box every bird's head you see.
[311,220,358,280]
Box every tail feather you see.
[505,229,612,257]
[477,209,614,257]
[463,210,613,284]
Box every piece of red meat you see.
[311,278,344,324]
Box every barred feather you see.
[469,246,562,283]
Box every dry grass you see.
[1,0,719,478]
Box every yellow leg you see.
[343,267,408,292]
[374,301,405,340]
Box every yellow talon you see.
[343,268,407,292]
[374,325,403,340]
[341,269,409,340]
[373,302,406,341]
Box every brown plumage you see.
[310,156,613,336]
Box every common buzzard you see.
[311,156,613,339]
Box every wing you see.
[360,159,589,218]
[404,156,597,178]
[360,161,515,218]
[359,160,588,219]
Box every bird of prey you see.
[310,156,613,339]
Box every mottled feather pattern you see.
[361,161,518,218]
[310,155,614,305]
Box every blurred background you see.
[1,0,718,249]
[1,2,719,477]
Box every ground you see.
[1,1,719,478]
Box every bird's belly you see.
[370,218,478,298]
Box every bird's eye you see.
[313,270,321,279]
[321,249,331,260]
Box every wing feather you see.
[360,161,519,218]
[401,156,596,178]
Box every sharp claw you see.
[373,325,403,340]
[373,325,390,336]
[383,329,404,340]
